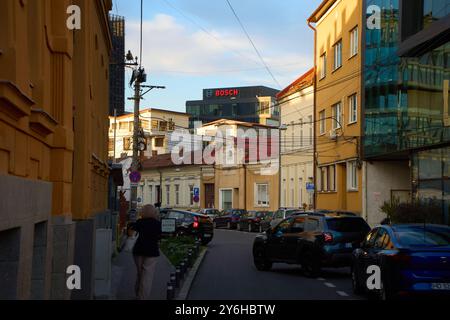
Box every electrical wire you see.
[224,0,282,88]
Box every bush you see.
[160,236,195,266]
[380,197,443,224]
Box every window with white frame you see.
[175,184,180,205]
[255,184,269,207]
[299,119,304,148]
[308,115,313,146]
[149,185,153,204]
[347,161,358,190]
[333,40,342,70]
[332,102,342,129]
[320,53,327,79]
[328,165,336,192]
[349,94,358,124]
[165,185,170,205]
[350,27,359,57]
[189,185,194,206]
[319,110,326,134]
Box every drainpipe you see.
[308,20,317,209]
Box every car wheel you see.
[253,247,272,271]
[351,264,364,295]
[301,251,321,278]
[213,222,217,229]
[248,224,252,233]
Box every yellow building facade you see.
[0,0,112,299]
[308,0,363,213]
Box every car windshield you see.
[395,226,450,247]
[326,218,370,233]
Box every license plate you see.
[203,234,212,238]
[431,283,450,290]
[345,243,353,249]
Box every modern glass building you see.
[186,86,280,128]
[363,0,449,224]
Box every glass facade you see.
[364,0,450,158]
[186,86,279,128]
[364,0,450,225]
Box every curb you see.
[175,248,207,300]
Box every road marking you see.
[336,291,349,297]
[317,277,326,281]
[324,282,336,288]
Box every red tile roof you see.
[276,68,315,100]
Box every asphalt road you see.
[188,229,364,300]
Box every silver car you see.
[270,208,305,228]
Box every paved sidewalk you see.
[111,250,175,300]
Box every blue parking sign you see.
[193,187,200,197]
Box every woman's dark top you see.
[129,218,161,257]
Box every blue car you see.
[351,224,450,300]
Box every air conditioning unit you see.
[329,130,338,141]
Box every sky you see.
[113,0,323,113]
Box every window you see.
[349,94,358,124]
[151,120,159,130]
[332,102,342,130]
[255,184,269,207]
[350,27,358,57]
[111,123,116,130]
[165,185,171,205]
[159,121,168,132]
[320,53,327,79]
[189,185,194,206]
[149,185,153,204]
[168,120,175,131]
[299,119,303,148]
[154,137,164,148]
[319,110,326,134]
[305,218,320,232]
[291,217,306,233]
[108,138,114,151]
[328,165,336,191]
[128,121,134,132]
[318,165,335,192]
[175,185,180,205]
[123,137,132,150]
[308,115,313,146]
[347,161,358,190]
[141,120,149,129]
[119,122,128,130]
[333,40,342,70]
[220,189,233,210]
[275,218,293,233]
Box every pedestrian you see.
[128,204,162,300]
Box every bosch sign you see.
[215,89,240,98]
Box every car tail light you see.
[193,216,199,229]
[323,232,333,243]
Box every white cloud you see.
[125,14,312,87]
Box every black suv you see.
[252,212,371,277]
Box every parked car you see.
[213,209,247,229]
[351,224,450,300]
[238,211,268,232]
[259,211,275,232]
[270,208,305,228]
[199,208,221,221]
[162,209,214,245]
[253,212,371,277]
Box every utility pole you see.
[113,108,117,163]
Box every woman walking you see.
[129,204,161,300]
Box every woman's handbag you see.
[123,231,138,253]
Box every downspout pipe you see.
[308,19,317,210]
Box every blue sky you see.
[113,0,322,113]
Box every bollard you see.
[174,270,181,288]
[180,262,186,274]
[177,266,184,281]
[170,273,177,287]
[167,283,175,300]
[183,258,189,270]
[188,252,193,267]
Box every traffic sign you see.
[193,195,200,203]
[306,183,315,194]
[129,171,141,183]
[193,187,200,197]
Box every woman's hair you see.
[141,205,160,220]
